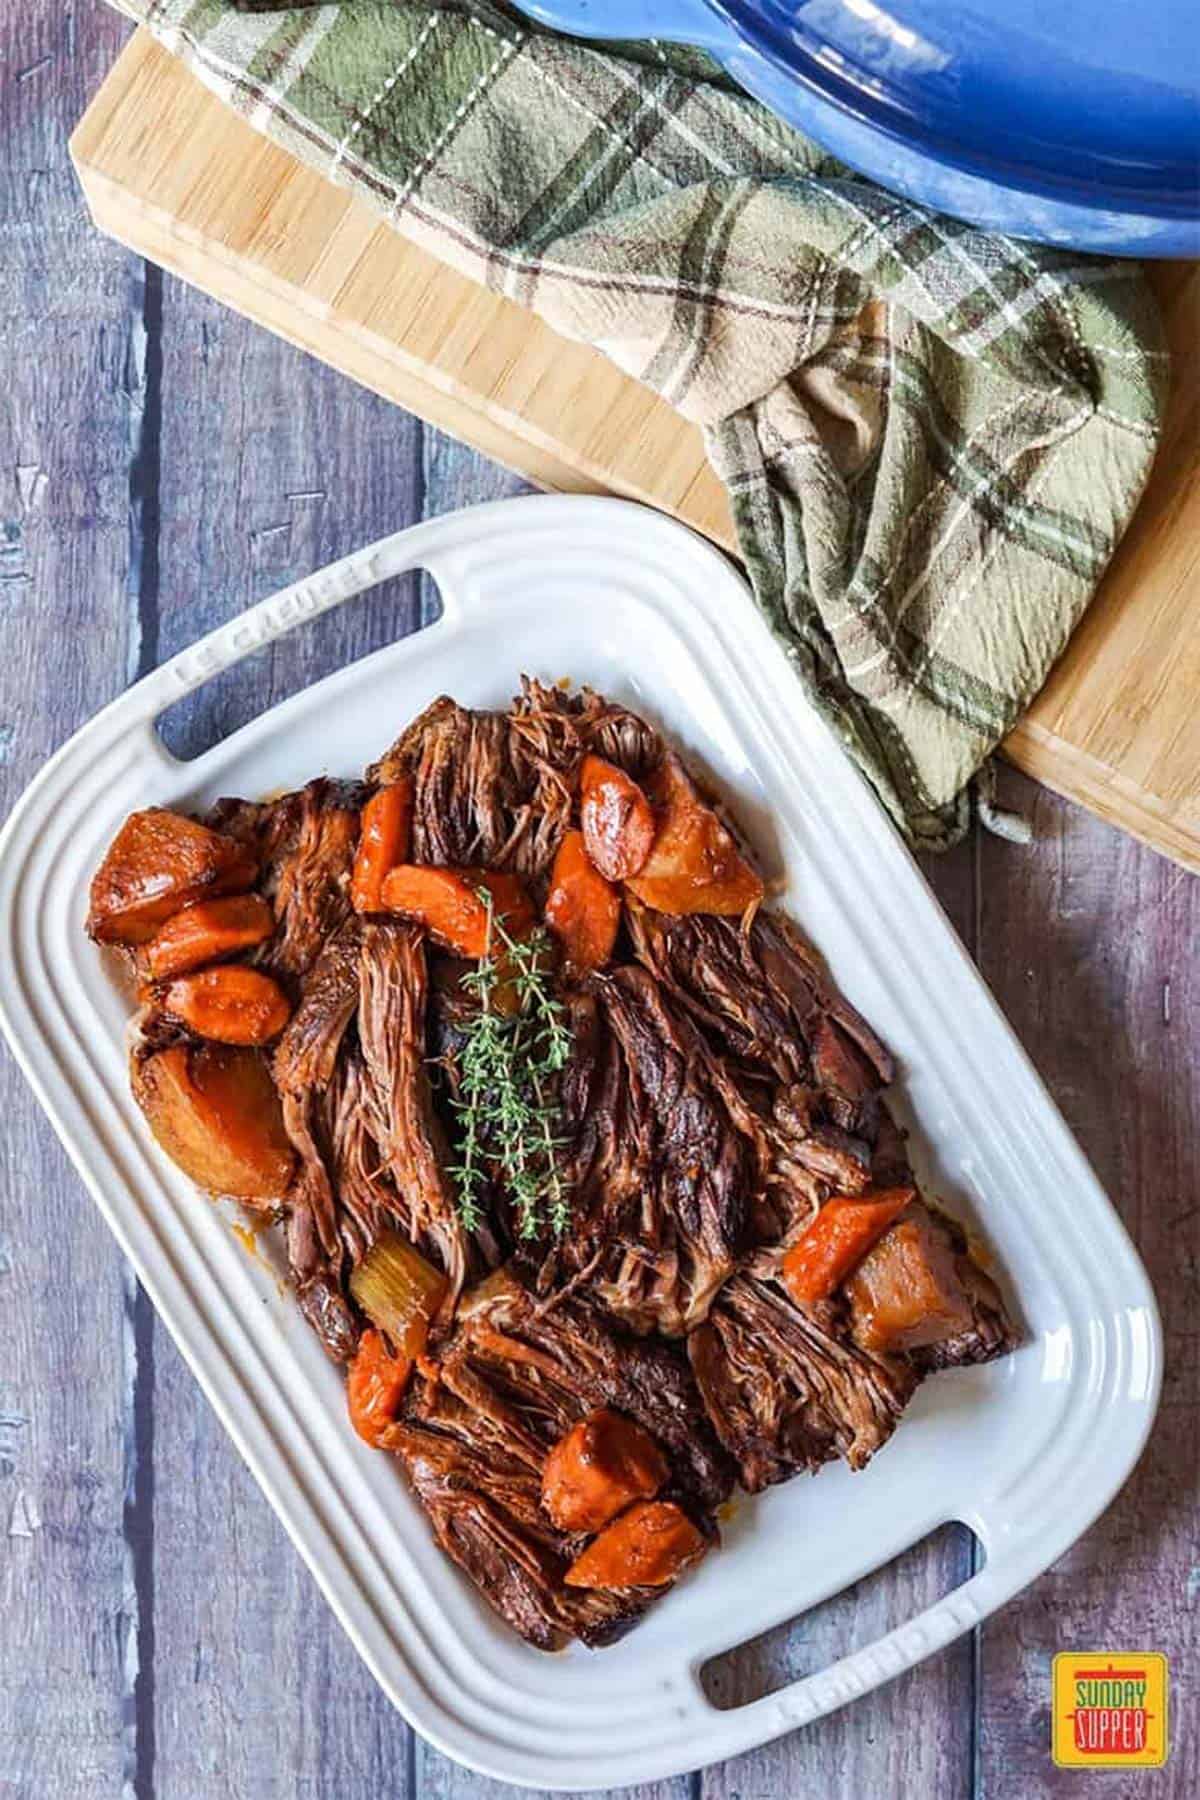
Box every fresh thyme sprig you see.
[447,889,573,1239]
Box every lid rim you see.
[712,0,1200,222]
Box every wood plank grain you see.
[145,277,425,1800]
[0,6,144,1797]
[151,283,427,760]
[973,769,1199,1800]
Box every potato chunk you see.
[626,756,762,917]
[131,1042,294,1202]
[88,808,257,945]
[846,1202,975,1354]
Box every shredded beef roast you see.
[688,1196,1016,1492]
[357,919,482,1312]
[688,1272,919,1490]
[367,679,666,888]
[505,679,664,878]
[627,903,898,1236]
[272,923,369,1360]
[109,677,1020,1651]
[627,904,892,1096]
[542,965,766,1336]
[368,695,540,875]
[384,1269,733,1648]
[274,921,362,1268]
[210,778,362,983]
[271,917,491,1358]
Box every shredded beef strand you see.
[689,1273,918,1491]
[545,966,765,1337]
[273,921,361,1266]
[357,919,475,1315]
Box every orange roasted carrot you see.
[143,893,275,980]
[626,755,763,918]
[160,965,292,1046]
[580,755,657,881]
[564,1501,707,1590]
[542,1408,668,1533]
[351,778,414,914]
[347,1328,412,1446]
[87,807,258,944]
[378,865,534,957]
[781,1188,916,1308]
[545,830,621,974]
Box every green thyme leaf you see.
[447,888,573,1238]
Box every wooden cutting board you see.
[71,29,1200,872]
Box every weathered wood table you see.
[1,9,1195,1797]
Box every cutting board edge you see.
[1003,721,1200,874]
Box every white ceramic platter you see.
[0,496,1160,1790]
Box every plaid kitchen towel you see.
[109,1,1167,849]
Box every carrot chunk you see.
[143,893,275,980]
[545,830,621,974]
[88,807,258,944]
[580,755,657,881]
[347,1327,413,1446]
[564,1501,707,1590]
[781,1188,916,1308]
[626,755,763,918]
[378,865,534,957]
[160,965,292,1046]
[130,1042,294,1201]
[542,1408,669,1533]
[351,778,414,914]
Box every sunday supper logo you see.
[1052,1653,1169,1768]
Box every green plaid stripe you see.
[120,0,1167,851]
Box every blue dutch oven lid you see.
[522,0,1200,254]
